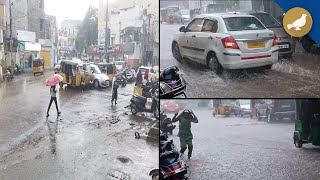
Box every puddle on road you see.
[116,156,133,164]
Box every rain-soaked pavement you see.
[164,107,320,180]
[160,23,320,98]
[0,71,158,179]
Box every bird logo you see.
[283,7,313,37]
[287,14,307,31]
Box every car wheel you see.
[240,111,243,117]
[172,42,182,62]
[93,80,99,88]
[131,106,138,115]
[208,54,223,75]
[264,65,272,70]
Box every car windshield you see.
[253,13,282,28]
[223,17,266,31]
[91,65,101,74]
[180,10,190,15]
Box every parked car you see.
[172,13,279,74]
[242,11,296,58]
[234,99,251,117]
[256,99,296,123]
[162,100,182,113]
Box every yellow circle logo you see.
[283,7,313,37]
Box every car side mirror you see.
[179,26,186,32]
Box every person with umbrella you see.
[46,74,63,117]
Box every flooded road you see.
[160,24,320,98]
[0,71,158,179]
[164,108,320,180]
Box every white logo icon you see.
[287,14,307,31]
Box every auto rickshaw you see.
[98,63,116,81]
[212,99,232,117]
[32,58,45,76]
[294,99,320,148]
[59,60,89,88]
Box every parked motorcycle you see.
[5,68,13,81]
[130,84,159,119]
[160,66,187,98]
[14,64,23,75]
[160,133,188,180]
[160,112,176,135]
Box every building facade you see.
[99,0,159,68]
[58,19,81,58]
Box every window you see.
[186,18,203,32]
[223,17,266,31]
[202,19,218,33]
[40,19,44,31]
[111,37,115,45]
[39,0,44,8]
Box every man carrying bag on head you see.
[172,109,198,160]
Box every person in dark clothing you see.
[46,85,61,117]
[135,70,143,87]
[172,109,198,160]
[111,81,120,105]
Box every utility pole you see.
[105,0,110,63]
[142,9,147,66]
[9,0,13,74]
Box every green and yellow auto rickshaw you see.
[32,58,45,76]
[294,99,320,148]
[97,62,116,81]
[59,60,90,88]
[212,99,232,117]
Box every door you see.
[180,18,204,59]
[197,18,219,64]
[40,51,51,68]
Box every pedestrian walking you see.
[172,109,199,160]
[111,80,120,105]
[46,85,61,117]
[135,70,143,87]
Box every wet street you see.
[0,71,158,179]
[160,23,320,98]
[164,108,320,180]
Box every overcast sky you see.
[45,0,99,28]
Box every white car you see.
[172,13,279,74]
[90,64,110,88]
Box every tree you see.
[75,6,98,54]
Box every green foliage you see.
[75,6,98,53]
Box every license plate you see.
[248,42,265,48]
[281,105,291,108]
[279,44,289,49]
[168,124,173,127]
